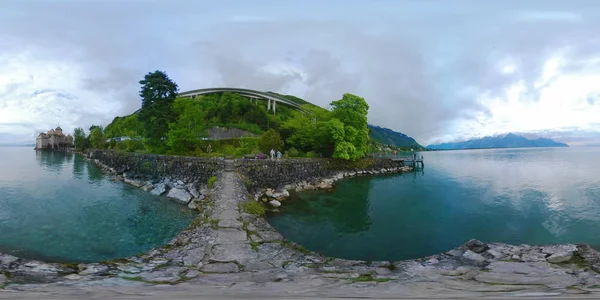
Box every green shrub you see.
[234,147,247,157]
[221,144,236,156]
[306,151,319,158]
[124,140,145,152]
[287,147,299,157]
[240,201,266,216]
[208,176,218,189]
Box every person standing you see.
[270,148,275,160]
[277,150,282,159]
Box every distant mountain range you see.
[368,125,425,149]
[427,133,568,150]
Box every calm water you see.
[267,147,600,261]
[0,147,195,263]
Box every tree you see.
[138,70,179,152]
[280,105,334,156]
[258,129,284,154]
[89,124,102,133]
[104,114,143,138]
[89,127,106,149]
[167,97,207,154]
[73,127,90,150]
[328,93,370,160]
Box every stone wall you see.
[206,127,257,140]
[86,150,224,185]
[236,158,408,189]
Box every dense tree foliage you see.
[97,70,374,160]
[73,127,89,150]
[104,114,143,138]
[167,97,207,154]
[328,93,370,160]
[89,127,106,149]
[258,129,284,154]
[138,71,179,151]
[279,104,334,156]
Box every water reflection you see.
[87,162,105,182]
[427,148,600,224]
[36,150,70,173]
[72,154,86,179]
[269,147,600,261]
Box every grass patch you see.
[239,201,266,216]
[190,217,204,228]
[569,253,589,269]
[100,258,131,265]
[280,240,311,254]
[249,240,260,251]
[348,274,394,283]
[209,218,219,229]
[386,262,396,271]
[208,176,218,189]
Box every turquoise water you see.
[267,147,600,261]
[0,147,195,263]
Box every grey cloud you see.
[1,0,600,144]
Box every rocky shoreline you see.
[2,152,600,297]
[250,165,413,208]
[89,157,211,210]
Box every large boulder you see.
[150,183,167,196]
[465,239,489,253]
[546,252,574,263]
[188,186,200,199]
[124,178,144,188]
[167,187,192,204]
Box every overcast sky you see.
[2,0,600,146]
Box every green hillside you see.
[99,86,422,155]
[368,125,425,149]
[78,70,371,160]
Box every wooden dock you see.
[392,155,424,168]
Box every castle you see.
[35,126,73,151]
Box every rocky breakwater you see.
[237,158,412,208]
[86,150,223,208]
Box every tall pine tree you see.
[138,71,179,152]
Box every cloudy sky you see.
[2,0,600,146]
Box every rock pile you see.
[252,166,413,208]
[86,150,217,208]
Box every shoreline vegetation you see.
[73,70,377,161]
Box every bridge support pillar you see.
[273,100,276,114]
[267,99,271,111]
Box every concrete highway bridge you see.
[178,87,307,114]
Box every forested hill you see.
[266,92,312,106]
[97,71,414,158]
[368,125,424,149]
[427,133,569,150]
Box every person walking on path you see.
[277,150,282,159]
[270,149,275,160]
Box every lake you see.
[0,147,195,263]
[267,147,600,261]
